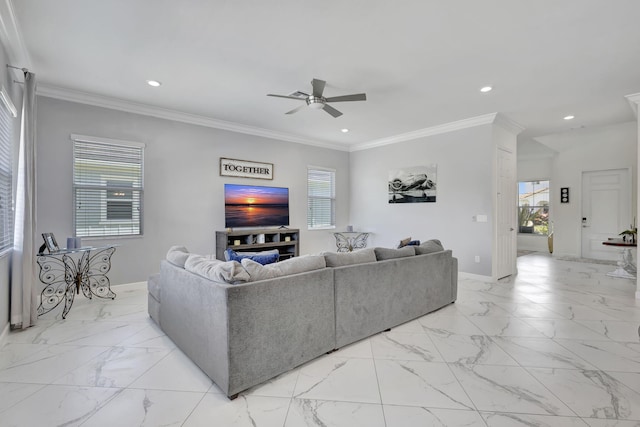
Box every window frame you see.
[307,166,336,230]
[72,134,145,239]
[517,179,550,236]
[0,86,16,255]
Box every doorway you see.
[497,148,516,278]
[581,168,631,260]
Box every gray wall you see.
[36,96,350,285]
[349,124,495,276]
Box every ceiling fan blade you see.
[267,94,306,101]
[322,104,343,118]
[325,93,367,102]
[311,79,326,97]
[285,105,306,115]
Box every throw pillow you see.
[223,248,279,261]
[414,239,444,255]
[324,248,377,267]
[225,248,280,265]
[166,245,190,268]
[374,246,416,261]
[185,254,250,284]
[397,237,412,248]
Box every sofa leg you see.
[228,393,239,400]
[384,328,391,332]
[326,349,337,355]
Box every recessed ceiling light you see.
[480,86,492,93]
[341,128,349,133]
[564,115,575,120]
[147,80,161,87]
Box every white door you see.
[497,148,516,279]
[581,169,631,260]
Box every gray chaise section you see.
[158,260,335,397]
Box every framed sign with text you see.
[220,158,273,180]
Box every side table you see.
[36,246,117,318]
[333,231,370,252]
[602,239,636,279]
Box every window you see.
[518,180,549,235]
[0,86,16,253]
[307,167,335,230]
[72,134,145,238]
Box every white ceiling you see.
[5,0,640,150]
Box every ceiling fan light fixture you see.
[480,86,492,93]
[147,80,161,87]
[341,128,349,133]
[564,115,575,120]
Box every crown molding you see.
[625,92,640,117]
[0,0,31,69]
[37,84,350,152]
[350,113,500,152]
[493,113,525,135]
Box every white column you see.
[625,93,640,299]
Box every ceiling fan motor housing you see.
[306,96,325,109]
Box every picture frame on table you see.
[41,232,60,253]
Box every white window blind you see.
[307,167,335,230]
[72,135,144,238]
[0,86,15,252]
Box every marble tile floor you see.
[1,252,639,426]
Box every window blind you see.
[307,167,335,230]
[0,87,14,252]
[72,135,144,238]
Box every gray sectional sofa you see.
[148,243,457,398]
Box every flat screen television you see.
[224,184,289,228]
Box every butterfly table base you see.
[333,232,370,253]
[36,246,117,319]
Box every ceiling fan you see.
[267,78,366,118]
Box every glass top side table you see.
[36,246,117,318]
[333,231,370,252]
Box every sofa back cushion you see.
[242,254,327,282]
[166,245,190,268]
[374,246,415,261]
[225,248,280,265]
[414,239,444,255]
[324,248,377,267]
[185,254,250,284]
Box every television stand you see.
[216,228,299,261]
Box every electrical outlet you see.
[474,255,480,263]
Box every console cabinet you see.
[216,228,300,261]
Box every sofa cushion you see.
[185,254,250,284]
[374,246,415,260]
[166,245,190,268]
[225,248,280,265]
[414,239,444,255]
[242,254,327,282]
[324,248,377,267]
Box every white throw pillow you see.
[166,245,190,268]
[185,254,250,284]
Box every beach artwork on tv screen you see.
[224,184,290,228]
